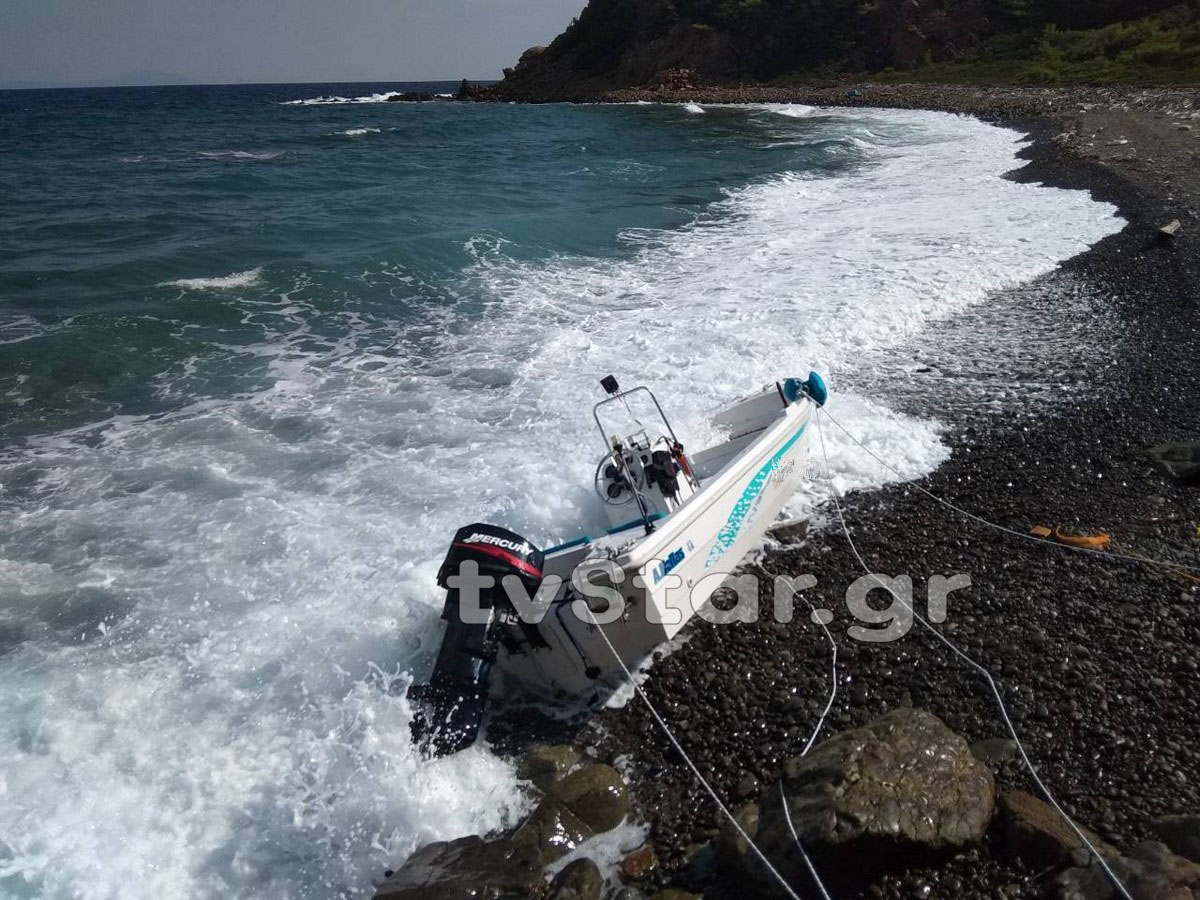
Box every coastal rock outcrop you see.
[385,92,437,102]
[372,756,630,900]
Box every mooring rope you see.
[819,405,1200,576]
[587,615,823,900]
[814,410,1135,900]
[779,585,840,900]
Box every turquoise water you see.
[0,84,1122,900]
[2,84,857,444]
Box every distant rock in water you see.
[385,92,437,102]
[455,78,487,101]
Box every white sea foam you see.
[683,102,706,114]
[285,92,404,106]
[769,103,818,118]
[544,820,650,882]
[0,108,1122,900]
[161,267,264,291]
[338,127,382,137]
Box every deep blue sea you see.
[0,82,1121,899]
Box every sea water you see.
[0,83,1121,899]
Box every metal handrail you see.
[592,385,680,448]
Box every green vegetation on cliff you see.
[516,0,1200,88]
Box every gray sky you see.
[0,0,585,88]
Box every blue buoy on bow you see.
[783,372,828,408]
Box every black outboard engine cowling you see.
[409,523,544,756]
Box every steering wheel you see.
[593,451,643,506]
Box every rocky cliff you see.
[490,0,1200,100]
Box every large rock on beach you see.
[773,707,995,849]
[511,763,630,868]
[998,790,1117,871]
[517,744,581,793]
[727,708,994,891]
[375,762,630,900]
[550,764,630,833]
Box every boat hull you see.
[495,398,815,699]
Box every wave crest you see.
[161,268,264,291]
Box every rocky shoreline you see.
[376,85,1200,900]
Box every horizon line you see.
[0,77,501,92]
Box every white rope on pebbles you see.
[587,613,835,900]
[813,409,1135,900]
[819,404,1200,576]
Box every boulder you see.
[549,858,604,900]
[772,708,994,849]
[732,709,994,891]
[511,764,629,868]
[998,790,1116,871]
[518,745,581,792]
[1152,815,1200,865]
[552,764,630,833]
[511,796,594,870]
[1057,840,1200,900]
[371,835,535,900]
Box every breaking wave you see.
[285,92,404,105]
[161,267,264,291]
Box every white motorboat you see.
[410,372,827,754]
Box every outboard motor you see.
[409,523,544,756]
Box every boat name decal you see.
[652,546,687,584]
[704,422,808,570]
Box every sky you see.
[0,0,587,88]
